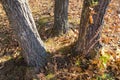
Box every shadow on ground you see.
[0,57,39,80]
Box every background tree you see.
[76,0,111,58]
[53,0,69,36]
[1,0,48,72]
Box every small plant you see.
[46,73,55,80]
[97,73,114,80]
[90,0,98,7]
[99,47,111,70]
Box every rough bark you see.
[1,0,48,71]
[53,0,69,36]
[76,0,111,58]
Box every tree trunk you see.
[53,0,69,36]
[1,0,48,71]
[76,0,111,58]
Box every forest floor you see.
[0,0,120,80]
